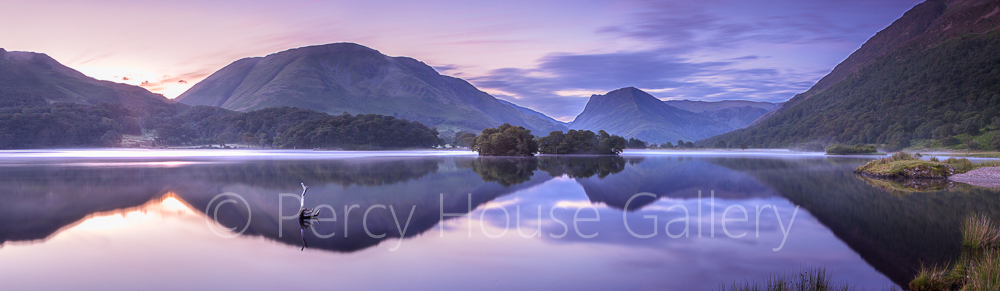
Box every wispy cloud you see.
[467,0,921,120]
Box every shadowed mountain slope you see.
[569,87,730,143]
[176,43,566,135]
[704,0,1000,148]
[0,48,174,111]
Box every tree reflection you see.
[461,155,639,187]
[856,175,956,195]
[711,157,1000,287]
[538,156,631,178]
[461,157,539,187]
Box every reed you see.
[963,214,1000,249]
[963,250,1000,291]
[720,267,870,291]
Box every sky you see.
[0,0,923,121]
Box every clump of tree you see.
[826,144,878,155]
[675,140,695,148]
[0,101,137,149]
[452,131,477,148]
[536,129,627,155]
[278,113,443,149]
[626,138,647,149]
[473,123,538,156]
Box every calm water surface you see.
[1,149,999,290]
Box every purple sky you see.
[1,0,922,121]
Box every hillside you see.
[702,0,1000,149]
[498,99,568,126]
[665,100,780,129]
[0,48,173,112]
[569,87,730,143]
[0,48,185,148]
[176,43,566,135]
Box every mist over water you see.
[2,149,995,290]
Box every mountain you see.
[569,87,730,143]
[665,100,781,129]
[702,0,1000,149]
[176,43,566,135]
[497,99,568,126]
[0,48,173,111]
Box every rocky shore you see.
[949,167,1000,188]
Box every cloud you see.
[466,0,921,121]
[470,50,737,120]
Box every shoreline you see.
[949,167,1000,188]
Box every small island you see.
[469,123,628,156]
[826,144,879,155]
[854,153,954,179]
[856,152,1000,185]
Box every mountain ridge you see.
[176,43,566,135]
[0,48,174,111]
[666,100,781,129]
[569,87,731,143]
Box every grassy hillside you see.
[701,0,1000,150]
[703,29,1000,149]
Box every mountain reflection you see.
[709,157,1000,287]
[0,155,780,249]
[0,158,445,245]
[7,153,1000,289]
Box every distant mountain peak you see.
[600,87,648,101]
[570,87,731,143]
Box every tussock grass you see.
[909,264,962,291]
[887,152,915,162]
[964,250,1000,291]
[911,215,1000,291]
[945,158,976,173]
[963,214,1000,250]
[720,267,897,291]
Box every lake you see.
[1,149,998,290]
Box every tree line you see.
[154,106,443,149]
[0,92,142,149]
[0,92,444,149]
